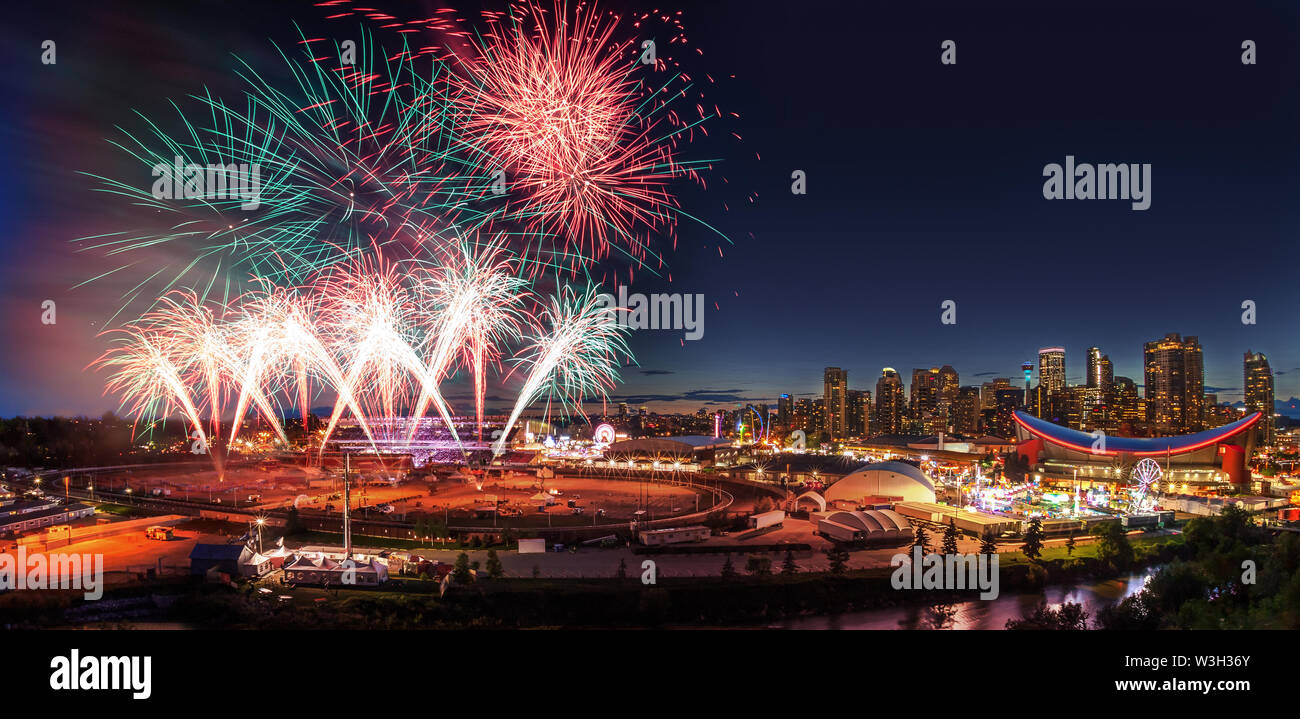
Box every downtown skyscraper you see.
[1244,350,1275,445]
[1143,333,1205,434]
[824,367,848,439]
[1038,347,1066,396]
[874,368,905,436]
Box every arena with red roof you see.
[1012,410,1262,486]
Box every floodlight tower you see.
[343,453,352,560]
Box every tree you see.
[485,549,503,579]
[721,555,738,579]
[745,555,772,577]
[1006,601,1090,630]
[979,530,997,555]
[824,547,848,574]
[284,508,304,536]
[1093,592,1159,630]
[452,552,473,584]
[941,518,959,555]
[1065,532,1077,556]
[925,603,958,630]
[1093,520,1134,568]
[913,525,930,554]
[1021,518,1045,560]
[781,548,799,575]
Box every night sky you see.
[2,0,1299,417]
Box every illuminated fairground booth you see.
[1012,410,1262,492]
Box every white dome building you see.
[822,509,913,541]
[824,461,935,504]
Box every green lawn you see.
[997,532,1182,566]
[93,502,140,517]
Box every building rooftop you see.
[189,543,246,561]
[1013,410,1261,456]
[0,501,93,527]
[608,435,731,453]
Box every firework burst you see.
[493,283,631,456]
[78,27,491,310]
[447,1,710,270]
[85,1,740,458]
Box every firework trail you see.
[77,26,492,312]
[95,256,632,465]
[311,256,433,452]
[146,292,233,440]
[493,283,630,457]
[407,235,531,444]
[94,326,211,460]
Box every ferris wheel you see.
[1127,457,1163,514]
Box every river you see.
[775,565,1163,630]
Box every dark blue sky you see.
[2,0,1298,416]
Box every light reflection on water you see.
[776,566,1161,630]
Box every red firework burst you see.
[451,1,688,266]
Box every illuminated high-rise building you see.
[846,389,871,437]
[1038,347,1066,397]
[1143,333,1204,433]
[952,386,981,436]
[1113,376,1140,422]
[1021,362,1034,404]
[909,368,940,417]
[1080,347,1114,429]
[982,377,1014,410]
[823,367,848,439]
[776,394,794,432]
[874,368,905,436]
[988,388,1024,439]
[933,365,959,433]
[937,366,960,406]
[793,398,816,434]
[1244,350,1275,445]
[1062,385,1091,430]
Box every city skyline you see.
[603,339,1293,416]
